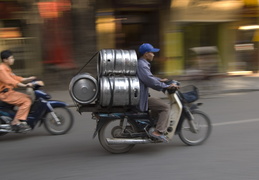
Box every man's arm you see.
[0,69,21,88]
[21,76,37,83]
[137,61,169,91]
[0,69,34,88]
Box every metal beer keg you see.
[99,76,140,107]
[98,49,137,76]
[69,73,98,104]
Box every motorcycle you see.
[78,81,212,154]
[0,81,74,136]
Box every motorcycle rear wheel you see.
[179,110,212,146]
[98,119,137,154]
[43,107,74,135]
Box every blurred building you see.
[0,0,96,78]
[96,0,171,75]
[0,1,42,76]
[95,0,259,76]
[0,0,259,80]
[169,0,245,76]
[96,0,257,77]
[235,0,259,73]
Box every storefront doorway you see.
[115,10,160,51]
[183,23,220,73]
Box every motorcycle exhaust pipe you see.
[0,124,11,132]
[0,129,12,132]
[0,124,10,129]
[106,138,153,145]
[0,129,10,132]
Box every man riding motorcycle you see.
[137,43,179,142]
[0,50,36,132]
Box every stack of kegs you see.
[69,49,140,107]
[98,49,140,107]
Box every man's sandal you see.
[11,124,31,132]
[149,131,169,143]
[11,124,23,132]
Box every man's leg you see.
[2,91,31,125]
[148,97,170,133]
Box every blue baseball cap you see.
[138,43,160,55]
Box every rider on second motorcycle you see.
[0,50,36,132]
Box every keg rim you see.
[69,73,98,104]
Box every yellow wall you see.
[243,0,259,6]
[162,32,184,75]
[96,15,116,49]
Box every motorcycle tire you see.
[98,118,138,154]
[43,107,74,135]
[178,109,212,146]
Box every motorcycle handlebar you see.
[27,80,45,90]
[162,80,180,94]
[164,80,180,86]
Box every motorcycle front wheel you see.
[43,107,74,135]
[98,119,137,154]
[179,110,212,146]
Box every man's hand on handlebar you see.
[161,79,181,92]
[162,80,180,93]
[167,83,180,90]
[27,81,44,88]
[26,83,33,88]
[18,80,44,89]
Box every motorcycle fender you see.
[93,114,122,139]
[92,113,124,139]
[190,104,199,110]
[92,119,106,139]
[47,101,67,108]
[175,107,200,134]
[36,101,68,127]
[175,113,185,134]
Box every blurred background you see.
[0,0,258,88]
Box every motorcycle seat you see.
[0,101,14,108]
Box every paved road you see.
[1,90,259,180]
